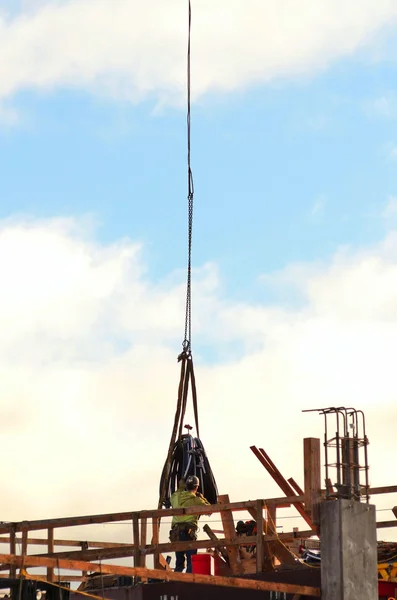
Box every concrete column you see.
[320,499,378,600]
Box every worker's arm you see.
[196,492,211,506]
[194,494,212,516]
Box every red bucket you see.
[191,553,212,575]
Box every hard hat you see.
[186,475,200,489]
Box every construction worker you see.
[169,475,210,573]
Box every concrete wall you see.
[321,499,378,600]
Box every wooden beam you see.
[139,518,147,568]
[256,499,264,573]
[393,507,397,519]
[34,537,259,561]
[368,485,397,495]
[267,503,277,534]
[218,494,243,575]
[0,498,303,535]
[21,528,28,576]
[377,521,397,529]
[326,478,335,495]
[21,530,28,556]
[151,517,161,570]
[158,554,172,571]
[203,524,229,564]
[47,528,54,582]
[246,506,273,570]
[303,438,321,524]
[288,478,304,496]
[140,498,301,519]
[266,503,296,566]
[0,528,317,573]
[80,541,88,582]
[0,537,141,549]
[0,553,321,597]
[251,447,314,529]
[132,513,140,574]
[9,527,16,579]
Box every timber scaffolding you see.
[0,439,396,599]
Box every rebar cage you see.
[303,407,370,502]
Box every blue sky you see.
[1,1,397,529]
[1,55,396,305]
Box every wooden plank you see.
[326,478,335,495]
[0,537,139,549]
[203,524,229,563]
[274,529,314,542]
[139,518,147,567]
[80,541,89,582]
[139,498,300,519]
[0,498,303,535]
[9,527,16,579]
[0,553,321,597]
[132,513,140,569]
[392,506,397,519]
[47,528,54,582]
[158,554,172,571]
[218,494,243,575]
[288,478,304,496]
[151,517,161,570]
[264,503,296,567]
[368,485,397,495]
[0,528,317,573]
[146,536,258,556]
[251,447,314,529]
[377,521,397,529]
[34,537,258,561]
[267,503,277,533]
[303,438,321,524]
[247,507,273,570]
[256,499,264,573]
[21,528,28,577]
[21,530,28,556]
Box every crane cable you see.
[184,0,194,356]
[158,0,216,509]
[177,0,199,446]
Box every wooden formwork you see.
[0,494,322,598]
[0,438,395,599]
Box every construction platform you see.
[0,411,395,600]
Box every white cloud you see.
[0,0,397,105]
[366,94,397,119]
[381,196,397,219]
[0,216,396,551]
[371,96,394,117]
[310,195,327,217]
[0,102,19,126]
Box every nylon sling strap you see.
[178,352,200,440]
[158,350,200,508]
[158,356,186,508]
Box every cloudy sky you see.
[0,0,397,550]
